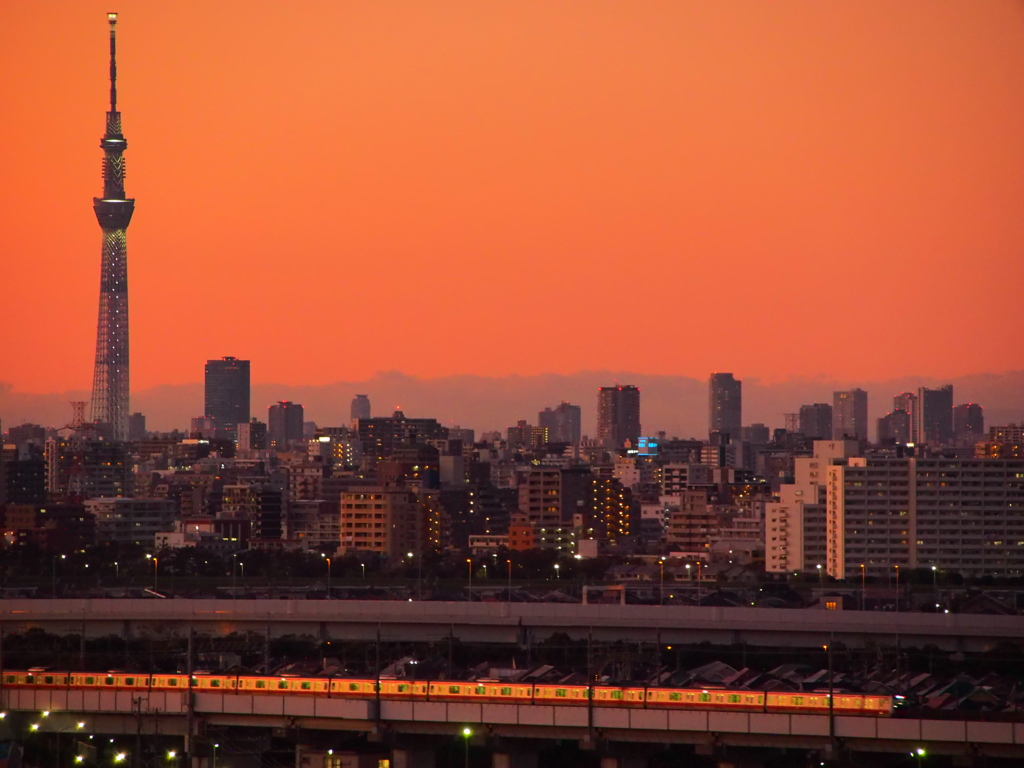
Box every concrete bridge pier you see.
[390,747,435,768]
[492,751,538,768]
[599,756,647,768]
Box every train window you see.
[555,689,567,698]
[397,685,409,693]
[4,676,14,684]
[301,682,311,690]
[210,680,220,688]
[126,678,134,686]
[85,677,94,685]
[168,679,178,686]
[501,687,512,696]
[27,675,35,684]
[611,691,623,700]
[728,695,740,703]
[793,697,804,705]
[256,681,266,689]
[278,681,289,690]
[44,676,53,684]
[476,687,486,695]
[448,686,460,694]
[105,677,114,686]
[669,693,682,701]
[698,694,711,703]
[348,683,360,691]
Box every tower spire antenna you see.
[90,11,134,441]
[107,13,118,113]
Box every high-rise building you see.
[917,385,954,445]
[45,439,132,500]
[953,403,984,444]
[708,373,742,439]
[597,386,641,449]
[351,394,371,422]
[204,357,250,435]
[893,392,919,443]
[267,401,304,449]
[236,418,268,452]
[89,14,135,441]
[877,410,911,445]
[798,403,833,440]
[127,412,146,441]
[765,440,860,574]
[832,389,868,441]
[355,410,449,465]
[538,402,582,444]
[740,423,770,445]
[826,456,1024,579]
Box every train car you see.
[766,691,893,717]
[426,682,534,703]
[193,675,238,692]
[19,672,70,689]
[328,679,378,699]
[532,684,590,705]
[149,675,189,691]
[647,688,765,711]
[379,680,429,700]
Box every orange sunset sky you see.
[3,1,1024,396]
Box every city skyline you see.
[3,2,1024,398]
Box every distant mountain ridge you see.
[2,370,1022,440]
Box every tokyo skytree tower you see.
[90,12,135,441]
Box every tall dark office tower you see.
[127,412,146,441]
[204,357,251,433]
[597,386,641,449]
[268,401,304,449]
[351,394,371,422]
[833,389,868,441]
[798,403,833,440]
[877,410,911,445]
[953,403,985,443]
[539,402,582,444]
[89,13,135,441]
[917,385,954,445]
[708,373,742,438]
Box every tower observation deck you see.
[89,12,135,441]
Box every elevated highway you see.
[2,599,1023,651]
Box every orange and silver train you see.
[1,671,893,717]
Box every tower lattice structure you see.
[89,12,135,441]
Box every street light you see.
[325,556,332,599]
[816,564,824,590]
[114,561,119,579]
[554,563,560,581]
[146,554,159,592]
[659,559,665,606]
[506,559,512,603]
[895,565,900,613]
[860,564,866,611]
[57,721,87,768]
[408,551,421,600]
[461,727,472,768]
[212,743,219,768]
